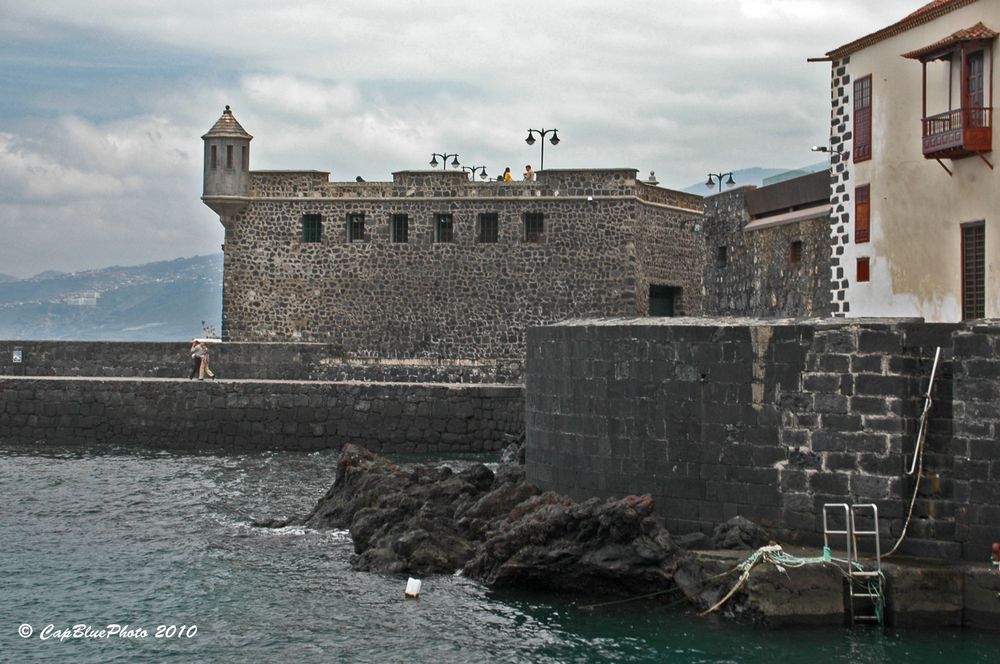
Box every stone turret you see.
[201,105,252,217]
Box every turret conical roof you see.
[202,106,253,140]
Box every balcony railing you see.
[922,107,992,158]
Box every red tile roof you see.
[826,0,980,59]
[902,21,999,59]
[905,0,962,20]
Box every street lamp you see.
[705,171,736,192]
[430,152,461,169]
[525,128,560,171]
[461,165,489,181]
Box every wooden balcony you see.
[922,107,992,159]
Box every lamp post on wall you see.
[430,153,461,170]
[524,128,560,171]
[705,171,736,192]
[461,165,489,181]
[811,145,850,162]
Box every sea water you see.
[1,446,996,663]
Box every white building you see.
[823,0,998,320]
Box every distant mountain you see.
[30,270,67,280]
[0,254,222,341]
[683,162,828,194]
[0,273,17,283]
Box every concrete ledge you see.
[687,548,1000,628]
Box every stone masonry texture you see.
[701,187,833,317]
[0,377,523,454]
[525,318,999,561]
[217,169,704,363]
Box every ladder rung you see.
[853,616,881,623]
[852,530,879,536]
[850,571,882,577]
[851,593,882,599]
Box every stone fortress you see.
[201,107,705,367]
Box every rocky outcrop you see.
[709,516,772,550]
[465,493,679,595]
[287,444,682,595]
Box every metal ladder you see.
[823,503,885,626]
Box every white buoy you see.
[404,577,422,599]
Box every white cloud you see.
[0,133,124,201]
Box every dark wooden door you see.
[966,50,984,125]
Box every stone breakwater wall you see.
[0,377,523,453]
[0,340,523,383]
[525,318,1000,561]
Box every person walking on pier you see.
[199,342,215,380]
[189,340,207,379]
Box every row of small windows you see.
[209,144,249,171]
[300,212,545,244]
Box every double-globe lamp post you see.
[705,171,736,192]
[430,153,461,170]
[525,128,560,171]
[462,165,488,181]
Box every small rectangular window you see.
[241,146,249,170]
[855,184,870,243]
[348,213,365,242]
[523,212,544,243]
[962,222,985,320]
[210,145,218,170]
[790,240,803,263]
[391,214,409,243]
[478,213,499,243]
[716,246,728,267]
[302,214,322,243]
[856,256,870,282]
[226,145,234,169]
[854,75,872,162]
[435,213,454,243]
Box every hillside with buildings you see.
[0,254,222,341]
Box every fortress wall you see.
[221,196,651,356]
[525,318,999,561]
[0,377,523,454]
[0,341,522,383]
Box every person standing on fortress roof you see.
[503,167,513,182]
[523,165,535,181]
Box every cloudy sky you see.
[1,0,921,277]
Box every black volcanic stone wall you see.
[0,378,523,453]
[220,169,703,360]
[701,188,833,317]
[525,318,999,561]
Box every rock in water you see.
[463,493,678,595]
[301,445,498,574]
[295,444,682,598]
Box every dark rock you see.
[464,493,679,595]
[709,516,771,550]
[674,531,709,549]
[292,444,685,598]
